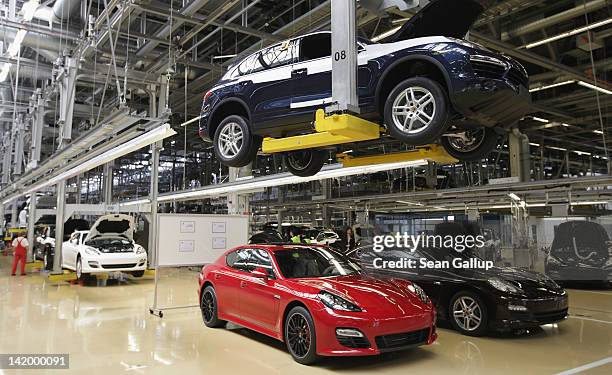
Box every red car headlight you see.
[407,283,430,304]
[318,291,362,312]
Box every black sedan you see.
[349,245,568,336]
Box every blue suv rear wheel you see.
[213,115,261,167]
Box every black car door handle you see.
[292,68,307,77]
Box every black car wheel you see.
[384,77,450,145]
[285,306,318,365]
[283,150,326,177]
[43,247,53,271]
[76,256,88,281]
[201,286,226,328]
[441,127,499,162]
[449,291,488,336]
[213,115,260,168]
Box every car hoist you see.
[261,0,456,167]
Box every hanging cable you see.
[582,0,609,172]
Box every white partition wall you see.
[156,214,249,266]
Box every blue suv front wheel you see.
[384,77,450,145]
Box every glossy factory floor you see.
[0,258,611,375]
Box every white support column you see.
[57,56,78,147]
[13,114,25,176]
[509,129,531,182]
[326,0,359,114]
[227,165,252,216]
[52,182,66,274]
[30,92,45,168]
[0,203,4,238]
[148,142,161,268]
[10,201,17,228]
[103,162,113,208]
[1,132,11,185]
[27,193,36,262]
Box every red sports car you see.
[198,244,437,364]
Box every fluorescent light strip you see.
[159,159,429,202]
[22,0,40,22]
[577,81,612,95]
[0,63,11,82]
[529,80,575,93]
[119,198,151,207]
[531,116,550,123]
[594,130,604,135]
[508,193,521,202]
[525,18,612,49]
[371,26,401,42]
[20,124,176,196]
[7,29,27,58]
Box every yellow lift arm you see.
[261,110,457,165]
[262,110,381,154]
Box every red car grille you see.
[375,328,429,350]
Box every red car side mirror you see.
[251,267,269,281]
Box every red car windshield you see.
[274,247,361,279]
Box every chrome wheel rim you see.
[202,291,214,322]
[447,129,486,153]
[218,122,244,159]
[392,86,436,134]
[287,313,311,358]
[76,259,82,279]
[287,152,313,171]
[452,296,482,332]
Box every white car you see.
[61,214,147,279]
[312,231,340,246]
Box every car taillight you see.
[203,90,212,101]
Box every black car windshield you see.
[274,247,361,278]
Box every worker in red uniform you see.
[11,231,29,276]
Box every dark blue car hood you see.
[388,0,486,42]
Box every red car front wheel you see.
[285,306,319,365]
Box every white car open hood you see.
[387,0,486,42]
[84,214,134,243]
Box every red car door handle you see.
[214,274,221,279]
[240,281,248,288]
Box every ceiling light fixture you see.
[18,124,176,197]
[371,26,401,42]
[529,80,575,92]
[577,81,612,95]
[21,0,40,21]
[7,29,27,58]
[531,116,549,123]
[159,158,429,202]
[0,63,11,82]
[508,193,521,202]
[524,17,612,49]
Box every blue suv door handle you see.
[292,68,308,77]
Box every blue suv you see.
[199,0,531,176]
